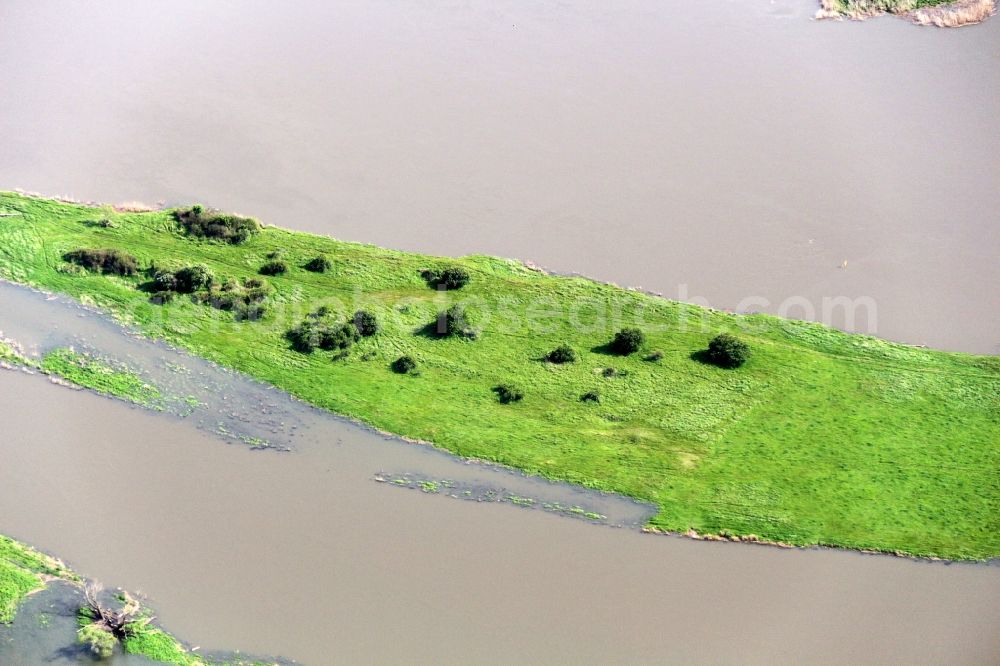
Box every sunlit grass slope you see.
[1,192,997,559]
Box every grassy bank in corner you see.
[1,534,273,665]
[0,535,75,623]
[0,192,997,560]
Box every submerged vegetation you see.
[1,192,998,559]
[40,348,164,409]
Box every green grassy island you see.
[0,192,997,560]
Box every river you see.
[0,0,998,353]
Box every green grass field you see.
[1,192,997,560]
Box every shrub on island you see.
[436,304,478,338]
[173,265,214,293]
[174,206,260,244]
[422,266,470,290]
[580,390,600,403]
[546,344,577,364]
[152,269,178,292]
[392,355,417,374]
[259,260,287,276]
[705,333,751,368]
[194,277,271,321]
[353,310,379,337]
[287,309,360,353]
[610,328,644,355]
[493,383,524,404]
[150,291,175,305]
[63,248,138,276]
[305,255,333,273]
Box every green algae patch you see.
[41,348,164,409]
[1,192,998,560]
[0,339,38,368]
[123,626,201,664]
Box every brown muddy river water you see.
[1,0,998,353]
[1,0,999,664]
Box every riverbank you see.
[817,0,997,26]
[1,192,997,560]
[1,534,274,665]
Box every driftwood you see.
[82,581,152,638]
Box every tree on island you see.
[706,333,751,368]
[610,328,644,355]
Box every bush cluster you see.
[305,255,332,273]
[580,390,600,403]
[259,260,287,276]
[175,206,260,244]
[610,328,645,355]
[546,344,577,364]
[287,318,358,353]
[175,265,214,293]
[63,248,138,276]
[194,277,271,321]
[392,355,417,374]
[152,264,214,294]
[422,267,470,290]
[706,333,751,368]
[288,308,379,353]
[493,384,524,404]
[77,623,116,658]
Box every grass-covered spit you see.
[0,192,997,560]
